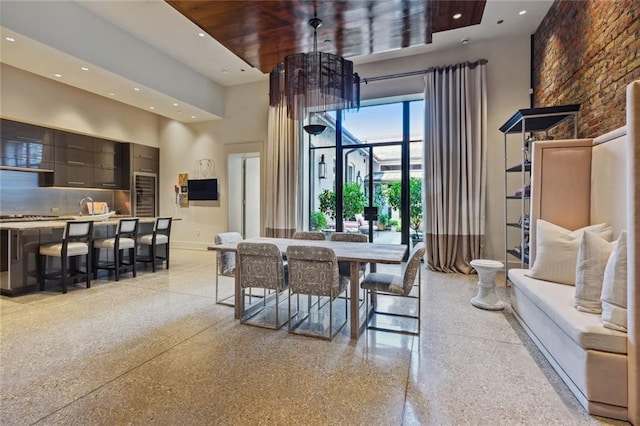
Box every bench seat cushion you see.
[509,269,627,354]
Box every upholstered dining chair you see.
[137,217,172,272]
[360,242,425,335]
[286,245,348,340]
[237,241,288,329]
[214,231,243,305]
[292,231,325,240]
[93,218,139,281]
[38,220,94,293]
[330,232,368,278]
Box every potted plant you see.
[389,218,399,232]
[310,211,327,231]
[385,177,423,241]
[318,183,365,221]
[377,213,388,230]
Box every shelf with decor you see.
[500,104,580,282]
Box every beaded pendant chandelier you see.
[269,17,360,125]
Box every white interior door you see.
[227,153,260,238]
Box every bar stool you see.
[138,217,172,272]
[38,220,94,293]
[93,218,139,281]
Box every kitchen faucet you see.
[79,197,94,216]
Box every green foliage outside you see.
[377,213,389,226]
[385,177,423,236]
[389,218,399,227]
[318,183,365,220]
[310,211,327,231]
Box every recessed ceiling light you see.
[191,115,196,119]
[453,13,462,19]
[54,73,62,78]
[5,37,15,42]
[108,92,115,96]
[461,38,470,45]
[222,69,229,74]
[198,32,205,37]
[173,102,178,106]
[149,106,155,110]
[81,67,89,71]
[323,39,332,44]
[133,87,140,91]
[519,10,527,15]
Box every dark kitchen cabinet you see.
[0,119,54,171]
[54,131,94,151]
[0,228,41,295]
[1,119,53,144]
[52,163,93,187]
[132,144,159,173]
[93,139,123,189]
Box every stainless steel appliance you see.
[133,172,157,217]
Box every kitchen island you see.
[0,217,159,295]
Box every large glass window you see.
[305,99,424,246]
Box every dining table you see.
[208,237,408,340]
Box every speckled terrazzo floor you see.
[0,249,628,425]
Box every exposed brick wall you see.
[533,0,640,138]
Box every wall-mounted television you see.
[187,178,218,201]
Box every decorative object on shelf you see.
[318,154,327,179]
[269,16,360,121]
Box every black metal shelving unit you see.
[501,104,580,283]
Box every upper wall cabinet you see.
[93,138,122,189]
[0,119,54,171]
[41,131,126,189]
[132,144,159,174]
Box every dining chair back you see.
[93,218,139,281]
[330,232,368,278]
[214,231,243,305]
[38,220,94,293]
[286,245,348,340]
[360,242,425,335]
[292,231,325,240]
[237,241,288,329]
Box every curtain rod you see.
[362,58,488,84]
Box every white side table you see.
[470,259,505,310]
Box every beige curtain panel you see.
[265,101,298,238]
[423,60,488,273]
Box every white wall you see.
[158,80,269,249]
[0,64,159,145]
[355,36,532,260]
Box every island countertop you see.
[0,217,160,231]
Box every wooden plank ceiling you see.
[166,0,486,74]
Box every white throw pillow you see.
[574,231,615,313]
[601,231,628,332]
[526,220,612,285]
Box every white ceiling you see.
[0,0,553,123]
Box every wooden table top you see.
[209,237,408,265]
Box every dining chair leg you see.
[165,244,170,269]
[151,245,157,272]
[38,253,45,291]
[61,256,68,294]
[86,252,91,289]
[115,248,121,281]
[131,247,137,277]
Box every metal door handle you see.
[67,160,85,165]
